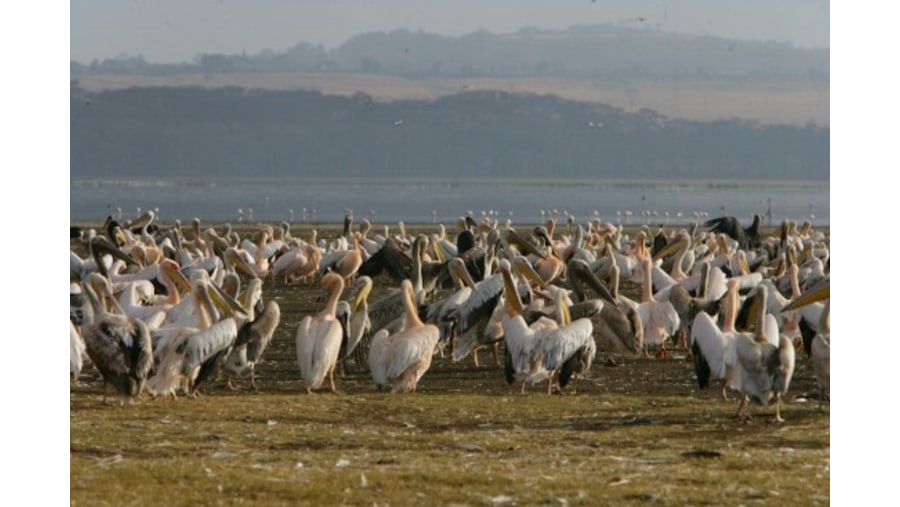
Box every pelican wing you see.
[539,318,594,371]
[181,318,238,376]
[384,325,439,382]
[736,334,775,406]
[368,329,394,388]
[690,312,730,379]
[296,316,343,389]
[82,314,153,398]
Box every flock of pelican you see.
[70,210,829,421]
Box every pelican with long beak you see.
[296,273,346,393]
[782,277,829,411]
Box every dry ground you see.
[70,222,830,506]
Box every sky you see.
[70,0,829,64]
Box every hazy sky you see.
[70,0,829,64]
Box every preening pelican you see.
[318,232,364,282]
[296,273,345,393]
[80,274,153,403]
[368,279,440,393]
[147,272,244,397]
[566,258,643,358]
[271,239,321,285]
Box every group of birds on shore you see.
[70,209,830,421]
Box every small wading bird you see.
[296,273,346,393]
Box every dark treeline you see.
[70,83,828,181]
[70,25,828,83]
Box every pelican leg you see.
[774,394,785,423]
[734,396,749,420]
[227,378,237,391]
[328,365,338,394]
[492,343,501,367]
[472,348,481,368]
[720,380,729,401]
[520,381,527,394]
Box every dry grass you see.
[70,222,830,506]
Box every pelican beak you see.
[738,253,751,276]
[432,236,446,263]
[781,278,830,312]
[91,236,138,267]
[559,293,572,326]
[226,249,259,278]
[500,261,524,316]
[161,260,192,294]
[449,258,476,290]
[208,281,250,320]
[512,257,548,290]
[652,236,688,262]
[353,276,373,312]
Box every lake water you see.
[70,177,829,227]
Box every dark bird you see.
[704,214,762,250]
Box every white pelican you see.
[337,275,374,370]
[636,258,681,358]
[296,273,345,393]
[272,241,320,285]
[223,299,282,390]
[426,258,476,355]
[368,279,440,393]
[70,320,86,383]
[318,232,364,282]
[147,272,244,397]
[782,277,829,411]
[566,258,643,358]
[690,278,742,400]
[498,259,595,394]
[734,284,795,422]
[80,274,153,403]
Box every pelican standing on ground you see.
[296,273,346,393]
[782,277,829,411]
[734,284,795,422]
[80,274,153,403]
[368,279,440,393]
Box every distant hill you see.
[70,25,829,126]
[70,83,828,181]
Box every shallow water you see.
[71,177,829,226]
